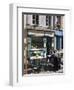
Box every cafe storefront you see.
[27,30,55,59]
[24,29,55,74]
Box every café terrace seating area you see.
[24,49,63,74]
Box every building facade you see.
[23,13,64,74]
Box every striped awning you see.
[55,30,63,36]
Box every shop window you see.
[31,37,44,48]
[56,36,63,50]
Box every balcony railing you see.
[25,24,51,31]
[25,24,63,31]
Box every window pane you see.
[49,16,51,25]
[31,37,43,48]
[46,16,51,26]
[36,20,39,25]
[33,20,35,24]
[36,15,39,25]
[57,16,61,24]
[33,15,35,19]
[46,16,48,25]
[36,15,39,20]
[56,36,60,50]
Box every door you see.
[46,37,52,55]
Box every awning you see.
[44,32,54,37]
[55,30,63,36]
[28,30,54,37]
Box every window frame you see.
[32,14,39,25]
[9,4,71,86]
[46,15,51,26]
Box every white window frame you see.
[32,14,39,25]
[46,15,51,26]
[9,4,71,86]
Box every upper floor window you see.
[57,16,61,24]
[56,16,61,29]
[32,14,39,25]
[46,16,51,26]
[53,15,62,30]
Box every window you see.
[46,15,51,26]
[32,14,39,25]
[56,36,60,50]
[56,36,63,50]
[31,37,44,48]
[56,16,61,29]
[57,16,61,24]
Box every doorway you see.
[46,37,53,55]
